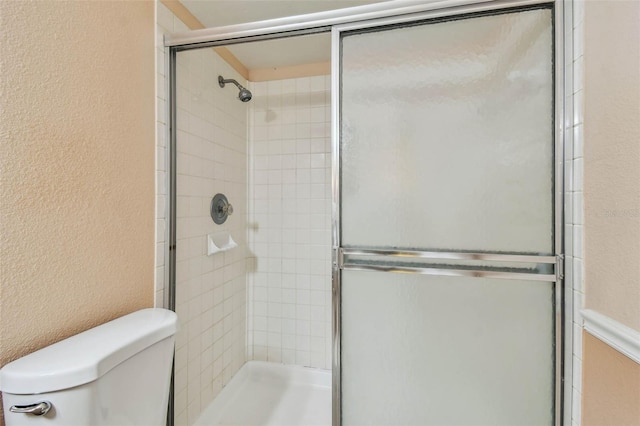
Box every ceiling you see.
[180,0,387,70]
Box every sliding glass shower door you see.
[334,5,561,425]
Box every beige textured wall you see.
[583,0,640,331]
[0,0,155,411]
[582,1,640,424]
[582,333,640,425]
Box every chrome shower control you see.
[10,401,52,416]
[211,193,233,224]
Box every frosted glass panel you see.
[341,8,554,253]
[341,270,554,425]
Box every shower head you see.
[238,87,252,103]
[218,75,252,102]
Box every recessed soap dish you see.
[207,233,237,256]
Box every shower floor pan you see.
[194,361,331,426]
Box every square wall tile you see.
[248,76,332,370]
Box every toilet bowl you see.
[0,308,177,425]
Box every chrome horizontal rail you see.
[165,0,554,47]
[341,248,557,263]
[341,263,557,282]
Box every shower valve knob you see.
[211,193,233,224]
[221,203,233,216]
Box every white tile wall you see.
[247,76,332,370]
[156,4,248,426]
[567,2,585,425]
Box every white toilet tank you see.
[0,308,177,426]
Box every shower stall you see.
[162,0,571,425]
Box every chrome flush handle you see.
[10,401,52,416]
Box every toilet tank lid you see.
[0,308,177,395]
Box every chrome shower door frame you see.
[163,1,569,425]
[330,2,567,425]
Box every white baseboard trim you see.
[581,309,640,364]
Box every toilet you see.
[0,308,177,425]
